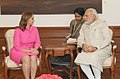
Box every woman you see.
[66,7,85,43]
[10,12,41,79]
[51,7,85,67]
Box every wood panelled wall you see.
[0,26,120,67]
[0,27,69,62]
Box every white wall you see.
[0,0,120,27]
[102,0,120,26]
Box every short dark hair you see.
[74,8,85,16]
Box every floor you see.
[0,60,120,79]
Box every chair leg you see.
[4,64,8,79]
[70,51,74,79]
[110,65,115,79]
[39,60,43,75]
[8,70,10,79]
[77,65,81,79]
[45,52,51,73]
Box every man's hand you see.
[66,34,71,39]
[88,46,97,52]
[82,44,89,52]
[82,44,97,53]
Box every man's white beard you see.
[84,20,94,25]
[84,21,91,25]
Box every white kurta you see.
[74,19,112,72]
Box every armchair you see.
[2,29,43,79]
[76,29,117,79]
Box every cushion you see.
[5,56,21,68]
[103,56,116,67]
[5,56,40,68]
[4,29,41,68]
[5,29,15,53]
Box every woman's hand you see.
[22,49,31,53]
[30,48,39,54]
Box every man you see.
[74,8,112,79]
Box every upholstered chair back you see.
[5,29,15,53]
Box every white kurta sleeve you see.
[94,22,112,49]
[77,25,85,48]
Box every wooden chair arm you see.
[2,46,7,66]
[37,46,43,57]
[111,39,117,55]
[112,45,117,55]
[113,45,117,50]
[38,46,43,74]
[2,46,6,51]
[76,46,81,54]
[112,45,117,65]
[2,46,7,56]
[111,40,114,43]
[37,46,42,52]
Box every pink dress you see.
[10,26,41,65]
